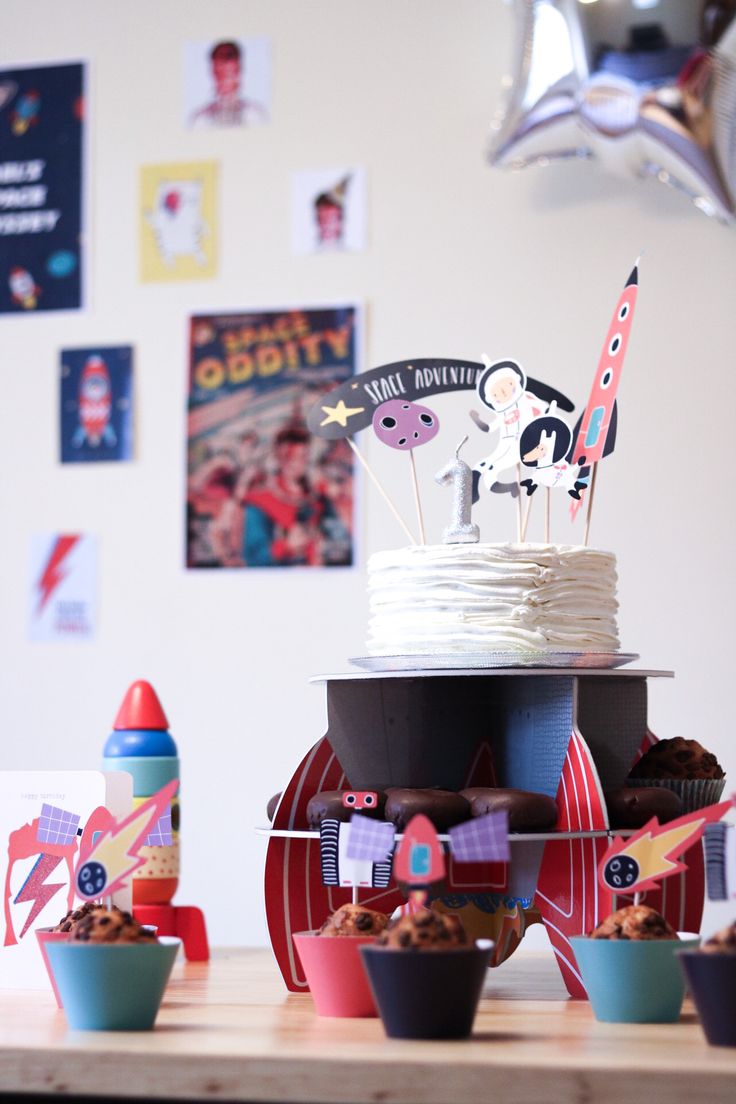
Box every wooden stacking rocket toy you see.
[102,679,209,961]
[102,680,180,906]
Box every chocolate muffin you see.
[590,904,678,941]
[460,787,557,831]
[266,792,281,821]
[70,906,158,944]
[604,785,682,828]
[52,901,106,933]
[318,902,389,938]
[384,789,470,832]
[375,909,468,950]
[629,738,724,781]
[307,790,387,828]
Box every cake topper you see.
[518,409,589,542]
[372,399,439,544]
[74,778,179,901]
[703,820,736,901]
[393,814,446,912]
[598,801,731,899]
[570,260,640,542]
[435,436,480,544]
[318,817,392,890]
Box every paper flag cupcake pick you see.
[448,811,510,864]
[598,801,731,896]
[74,778,179,900]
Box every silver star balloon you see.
[489,0,736,222]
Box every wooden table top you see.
[1,949,735,1103]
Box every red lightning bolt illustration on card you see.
[36,535,79,612]
[599,801,732,896]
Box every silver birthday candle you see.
[435,436,480,544]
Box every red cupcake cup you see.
[293,931,378,1017]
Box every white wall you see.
[1,0,734,947]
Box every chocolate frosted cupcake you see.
[679,921,736,1046]
[628,737,726,812]
[361,910,491,1039]
[572,905,698,1023]
[294,904,389,1017]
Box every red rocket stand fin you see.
[133,904,209,962]
[535,728,613,999]
[114,679,169,731]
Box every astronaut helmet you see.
[520,415,572,469]
[477,357,526,413]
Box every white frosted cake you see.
[366,542,619,656]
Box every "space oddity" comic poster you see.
[186,305,359,569]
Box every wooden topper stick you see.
[516,464,523,542]
[409,450,426,545]
[583,462,599,547]
[347,437,417,545]
[520,491,534,542]
[545,488,551,544]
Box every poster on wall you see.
[0,61,84,314]
[183,37,271,129]
[140,161,217,282]
[28,534,97,641]
[186,305,359,568]
[60,346,133,463]
[291,166,367,254]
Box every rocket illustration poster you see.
[0,62,84,314]
[60,346,133,463]
[186,305,359,568]
[0,771,132,989]
[28,534,97,642]
[291,166,367,254]
[140,161,217,281]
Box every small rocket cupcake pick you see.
[373,399,439,544]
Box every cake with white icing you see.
[366,542,619,657]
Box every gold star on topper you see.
[320,399,365,428]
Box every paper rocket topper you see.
[113,679,169,731]
[393,814,445,886]
[74,778,179,900]
[599,801,731,896]
[571,262,638,470]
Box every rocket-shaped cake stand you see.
[263,665,708,998]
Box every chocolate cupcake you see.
[679,921,736,1046]
[307,790,386,828]
[361,911,491,1039]
[294,904,389,1017]
[628,738,725,812]
[571,905,698,1023]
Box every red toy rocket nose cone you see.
[113,680,169,731]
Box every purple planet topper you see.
[373,399,440,451]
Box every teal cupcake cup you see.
[570,934,700,1023]
[45,936,180,1030]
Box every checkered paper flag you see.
[36,804,81,846]
[448,811,510,863]
[346,813,395,863]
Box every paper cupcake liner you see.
[626,777,726,813]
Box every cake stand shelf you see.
[264,664,706,1000]
[257,827,638,842]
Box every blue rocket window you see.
[585,407,605,448]
[409,843,431,878]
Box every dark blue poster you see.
[0,62,84,314]
[60,347,134,463]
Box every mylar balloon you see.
[489,0,736,222]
